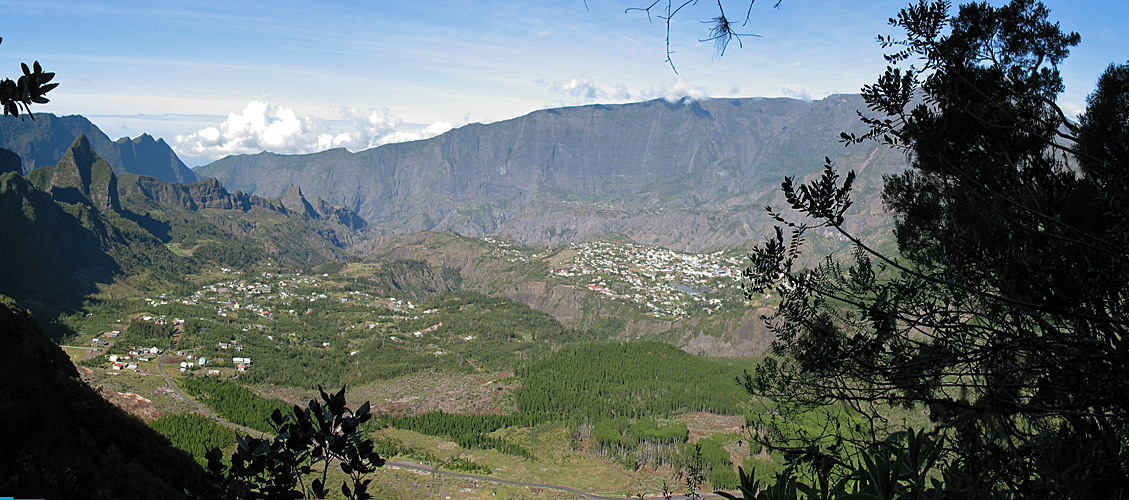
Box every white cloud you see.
[173,100,457,160]
[536,77,609,103]
[612,83,633,101]
[1061,101,1085,121]
[537,76,709,105]
[782,87,813,102]
[641,78,709,103]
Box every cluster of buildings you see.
[108,348,160,371]
[180,272,425,320]
[548,241,745,318]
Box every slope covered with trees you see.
[516,341,753,420]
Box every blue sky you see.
[2,0,1125,166]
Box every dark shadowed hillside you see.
[0,134,370,328]
[0,136,192,319]
[0,295,207,499]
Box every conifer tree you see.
[742,0,1129,495]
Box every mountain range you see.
[0,133,368,321]
[1,97,907,254]
[195,95,908,252]
[0,97,908,497]
[0,113,198,184]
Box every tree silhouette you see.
[741,0,1129,496]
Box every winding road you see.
[155,349,721,500]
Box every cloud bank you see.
[781,87,814,102]
[173,101,455,160]
[536,77,708,105]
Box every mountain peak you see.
[26,133,120,212]
[281,183,318,219]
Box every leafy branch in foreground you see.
[199,386,384,500]
[716,429,952,500]
[0,38,57,118]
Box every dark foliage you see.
[380,412,540,459]
[150,413,237,466]
[743,0,1129,496]
[178,377,292,434]
[0,38,56,118]
[130,318,172,338]
[200,386,384,500]
[516,341,754,420]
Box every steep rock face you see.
[0,113,198,183]
[277,185,368,232]
[312,196,368,231]
[1,143,194,318]
[280,184,318,219]
[0,296,207,499]
[116,174,283,212]
[114,173,369,267]
[0,172,118,304]
[353,259,458,299]
[0,167,197,322]
[116,175,369,237]
[196,96,906,251]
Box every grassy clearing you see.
[86,369,199,415]
[61,346,93,363]
[376,423,677,498]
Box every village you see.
[546,240,749,319]
[79,237,757,379]
[82,266,428,378]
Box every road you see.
[155,349,720,500]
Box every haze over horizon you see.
[3,0,1126,167]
